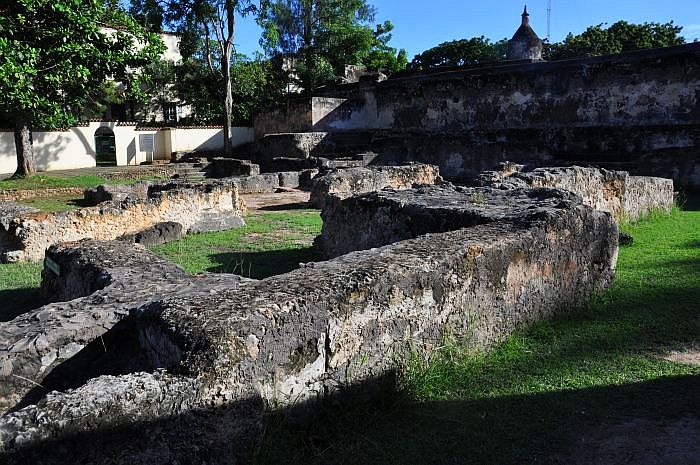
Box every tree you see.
[364,21,408,73]
[545,21,684,60]
[129,0,166,30]
[259,0,405,92]
[0,0,164,177]
[165,0,257,156]
[172,54,272,125]
[409,36,508,69]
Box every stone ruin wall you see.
[256,43,700,188]
[474,164,674,222]
[309,163,441,208]
[1,183,617,464]
[0,165,676,463]
[0,180,246,263]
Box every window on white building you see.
[163,102,177,123]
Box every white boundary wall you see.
[0,123,254,174]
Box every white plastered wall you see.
[0,124,255,174]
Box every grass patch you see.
[150,210,323,279]
[0,262,45,321]
[16,194,89,212]
[0,174,167,192]
[255,205,700,464]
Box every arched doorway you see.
[94,126,116,166]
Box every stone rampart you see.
[0,183,617,464]
[0,180,245,262]
[256,44,700,187]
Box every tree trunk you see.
[222,1,235,157]
[223,51,233,157]
[13,120,35,177]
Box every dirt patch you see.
[241,190,311,212]
[561,416,700,465]
[662,347,700,366]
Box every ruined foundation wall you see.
[0,181,245,262]
[309,164,441,208]
[1,185,617,464]
[476,166,674,222]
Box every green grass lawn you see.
[1,174,170,212]
[0,174,168,192]
[255,206,700,464]
[0,174,108,192]
[150,210,323,279]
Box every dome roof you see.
[510,6,541,44]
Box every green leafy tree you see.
[165,0,258,155]
[545,21,684,60]
[0,0,164,177]
[364,21,408,73]
[259,0,405,92]
[409,36,508,69]
[129,0,166,30]
[173,54,271,125]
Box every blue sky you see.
[232,0,700,60]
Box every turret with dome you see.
[507,6,544,60]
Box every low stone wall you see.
[205,158,261,178]
[0,183,617,464]
[0,240,250,414]
[0,180,245,262]
[475,165,674,222]
[309,164,441,208]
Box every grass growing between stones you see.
[150,210,323,279]
[256,205,700,465]
[0,262,45,322]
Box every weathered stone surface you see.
[476,165,674,222]
[0,240,249,414]
[205,158,261,178]
[120,221,184,246]
[309,164,442,208]
[619,231,634,246]
[188,212,246,233]
[0,181,617,463]
[255,132,329,158]
[233,173,281,194]
[83,182,151,205]
[0,372,262,465]
[316,184,589,257]
[277,171,301,188]
[0,180,245,262]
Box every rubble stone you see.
[475,165,674,222]
[309,164,442,208]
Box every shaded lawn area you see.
[255,206,700,464]
[150,210,323,279]
[0,262,45,322]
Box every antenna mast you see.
[547,0,552,40]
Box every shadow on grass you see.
[257,374,700,465]
[207,247,321,279]
[257,202,312,211]
[0,288,46,322]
